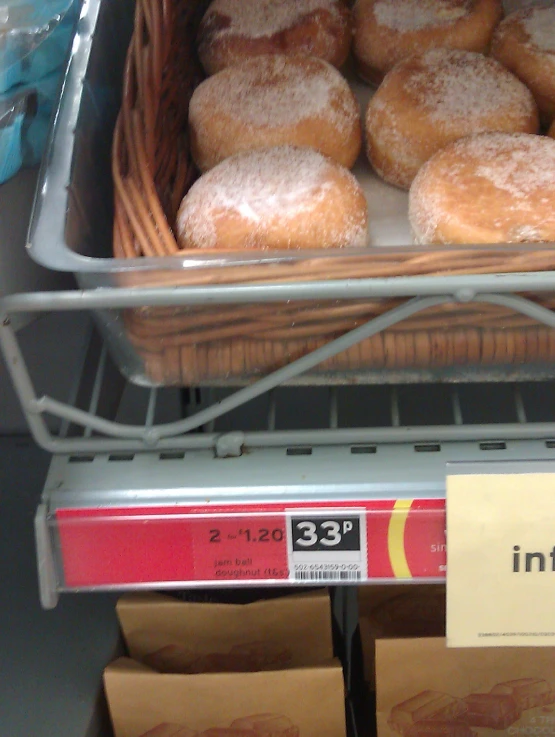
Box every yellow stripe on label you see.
[388,499,413,579]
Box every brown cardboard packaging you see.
[104,657,346,737]
[376,637,555,737]
[358,585,445,689]
[117,591,333,673]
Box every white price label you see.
[286,510,367,582]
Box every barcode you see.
[294,569,362,581]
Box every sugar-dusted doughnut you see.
[198,0,351,76]
[189,55,361,172]
[365,49,538,189]
[409,132,555,244]
[492,6,555,125]
[176,146,369,251]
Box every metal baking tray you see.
[25,0,555,386]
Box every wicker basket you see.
[112,0,555,386]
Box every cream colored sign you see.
[447,472,555,648]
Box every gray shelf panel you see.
[4,288,555,455]
[44,437,555,508]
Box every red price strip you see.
[55,499,446,587]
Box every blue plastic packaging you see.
[0,93,25,182]
[0,68,67,183]
[0,0,78,183]
[0,0,77,92]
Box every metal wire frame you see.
[3,286,555,454]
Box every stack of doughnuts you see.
[353,1,555,245]
[177,0,368,253]
[176,0,555,254]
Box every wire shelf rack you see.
[3,286,555,455]
[3,287,555,607]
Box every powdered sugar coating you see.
[201,0,341,40]
[471,134,555,194]
[186,148,328,234]
[522,6,555,53]
[409,132,555,244]
[190,55,357,132]
[373,0,471,31]
[177,146,368,250]
[404,49,535,124]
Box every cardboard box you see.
[376,637,555,737]
[104,657,346,737]
[358,586,445,689]
[117,591,333,673]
